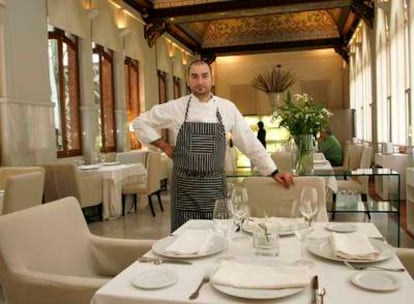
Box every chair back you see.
[146,152,162,194]
[2,171,45,214]
[0,166,45,190]
[242,176,328,221]
[270,151,294,173]
[341,140,351,169]
[348,144,364,170]
[116,151,147,166]
[0,197,94,280]
[358,145,373,190]
[43,163,81,202]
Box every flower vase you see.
[267,92,283,114]
[293,134,314,175]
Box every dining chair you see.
[121,151,163,217]
[242,176,328,221]
[396,248,414,279]
[0,166,45,190]
[116,150,148,166]
[333,140,351,174]
[42,163,103,220]
[1,171,45,214]
[332,145,373,220]
[0,196,155,304]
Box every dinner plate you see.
[307,237,395,263]
[212,284,304,300]
[152,235,226,259]
[325,223,357,233]
[130,269,178,289]
[350,271,401,292]
[78,164,99,170]
[210,258,305,300]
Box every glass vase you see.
[293,134,314,175]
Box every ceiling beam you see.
[152,0,352,23]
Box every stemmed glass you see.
[298,187,319,227]
[213,198,234,260]
[228,186,249,242]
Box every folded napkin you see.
[164,229,214,255]
[210,260,310,289]
[329,232,380,260]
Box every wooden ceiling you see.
[123,0,374,62]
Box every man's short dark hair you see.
[187,59,212,74]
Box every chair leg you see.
[99,203,103,221]
[156,190,164,212]
[148,195,156,217]
[361,193,371,220]
[331,193,336,220]
[133,194,137,213]
[122,194,126,216]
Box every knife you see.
[138,257,192,265]
[311,275,319,304]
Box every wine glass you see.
[229,186,249,242]
[213,198,234,260]
[290,198,315,268]
[298,187,319,227]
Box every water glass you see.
[252,222,279,256]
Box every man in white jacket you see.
[133,60,294,231]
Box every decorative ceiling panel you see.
[152,0,231,9]
[202,11,339,48]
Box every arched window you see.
[48,27,81,157]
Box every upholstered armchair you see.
[0,196,155,304]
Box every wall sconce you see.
[119,27,132,37]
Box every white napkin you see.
[210,260,310,289]
[164,229,214,255]
[329,232,380,260]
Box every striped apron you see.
[171,96,226,231]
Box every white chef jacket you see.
[132,94,277,176]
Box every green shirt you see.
[318,135,343,166]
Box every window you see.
[48,27,82,157]
[93,44,116,152]
[158,70,169,142]
[125,57,141,150]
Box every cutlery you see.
[344,261,405,272]
[138,257,192,265]
[189,273,210,300]
[311,275,319,304]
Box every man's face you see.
[187,63,213,98]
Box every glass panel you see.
[48,38,63,151]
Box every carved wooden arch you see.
[351,0,374,28]
[144,17,167,48]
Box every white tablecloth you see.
[0,190,4,214]
[91,221,414,304]
[313,160,338,193]
[79,164,146,220]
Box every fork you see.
[344,261,405,272]
[189,273,210,300]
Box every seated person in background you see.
[318,128,343,166]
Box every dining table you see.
[91,220,414,304]
[78,163,146,220]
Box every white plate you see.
[210,258,304,300]
[152,235,226,259]
[325,223,357,233]
[78,164,99,170]
[130,269,178,289]
[103,161,121,166]
[212,284,303,300]
[350,271,401,292]
[307,237,395,263]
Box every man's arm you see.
[151,138,175,159]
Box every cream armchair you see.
[0,196,155,304]
[0,166,45,190]
[396,248,414,279]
